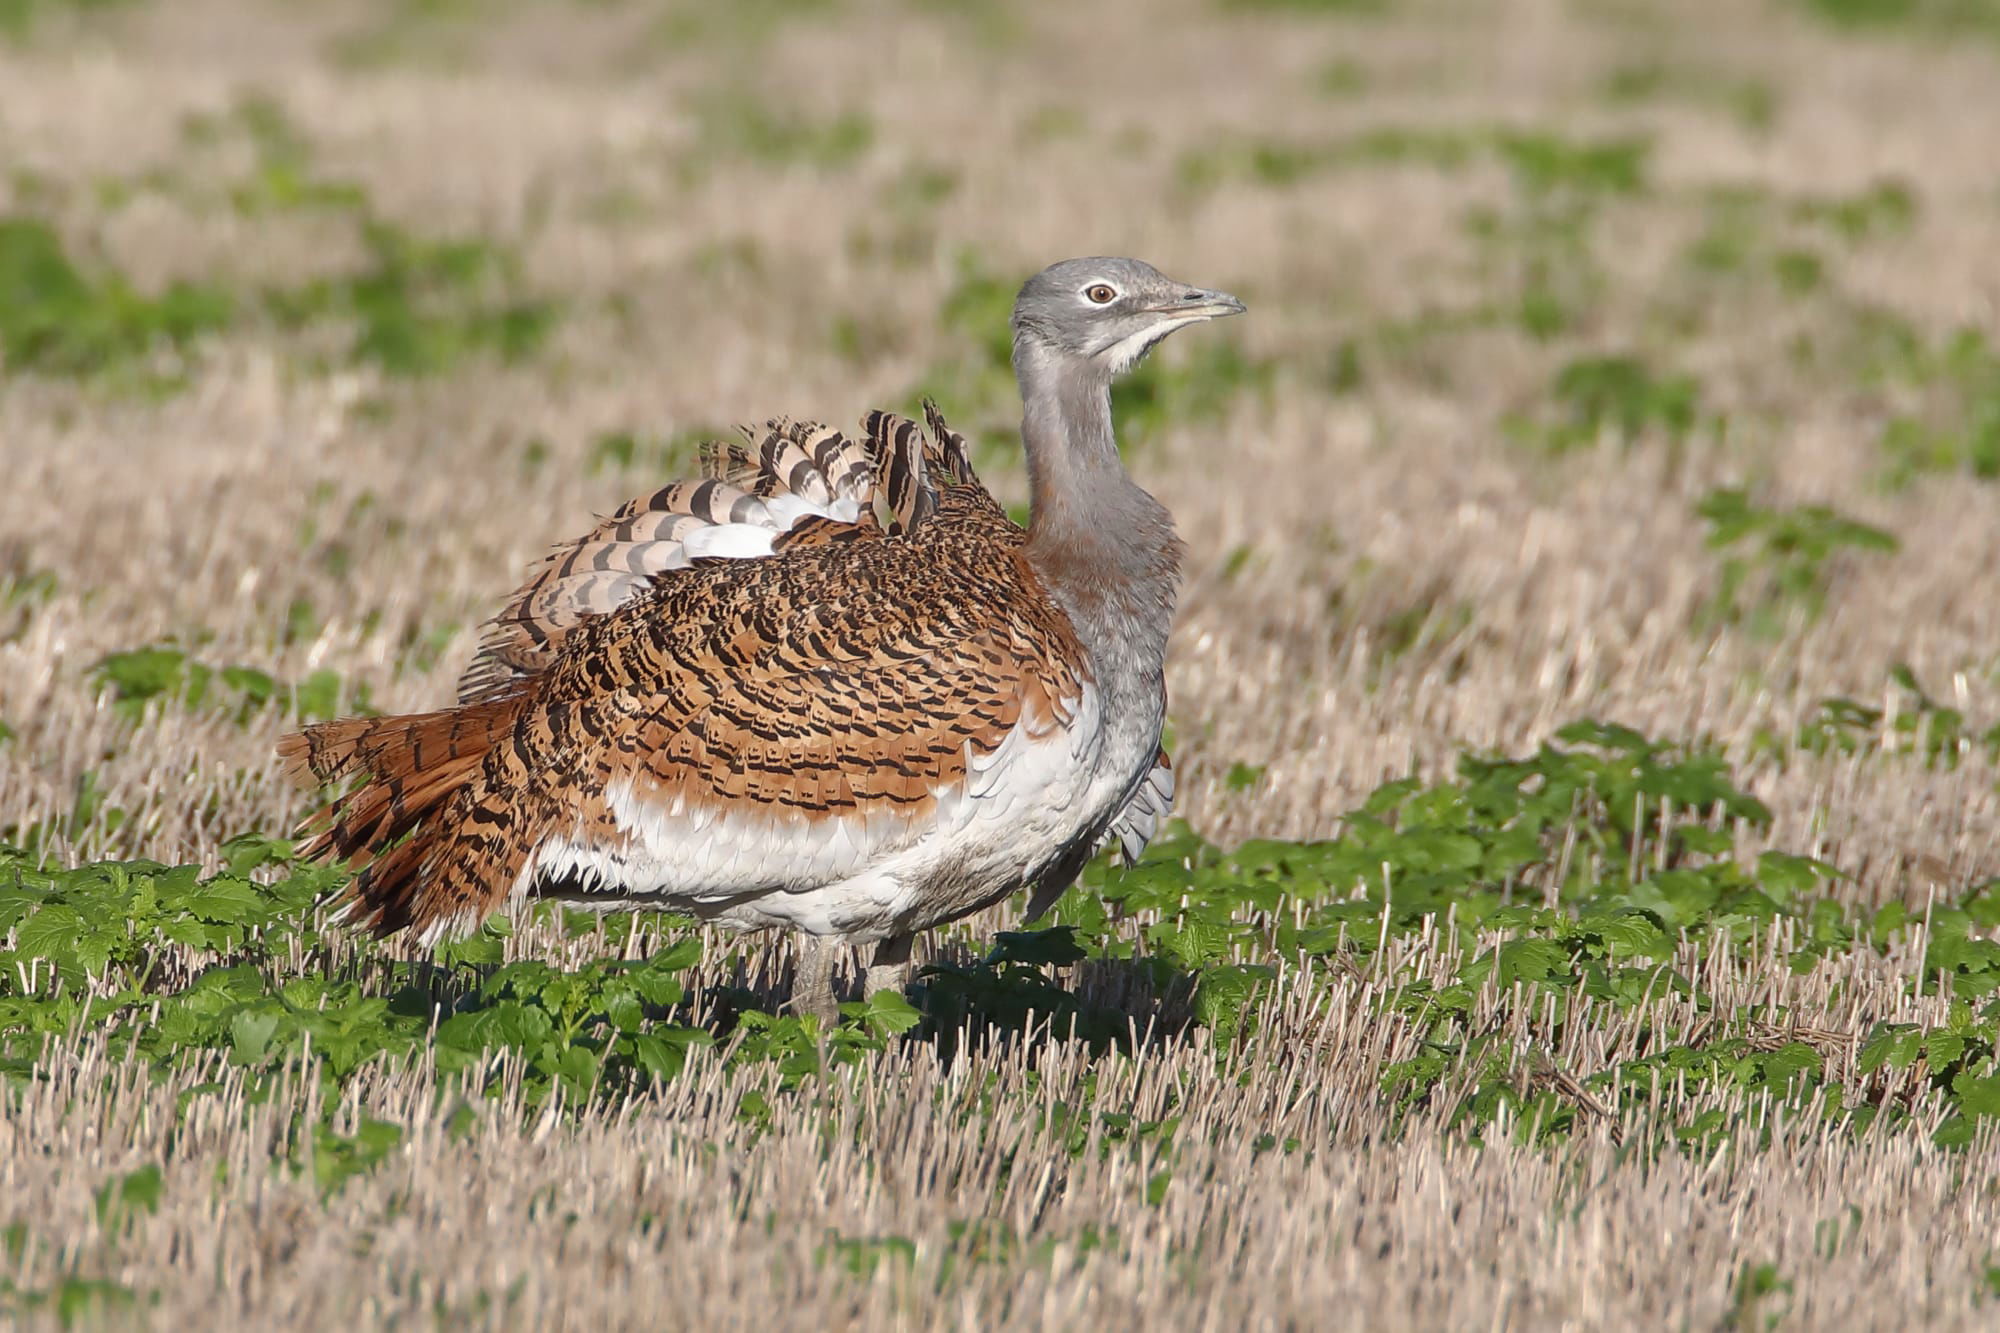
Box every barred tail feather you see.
[279,693,536,941]
[864,410,936,534]
[921,397,981,487]
[337,778,545,944]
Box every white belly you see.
[520,682,1155,941]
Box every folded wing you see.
[285,409,1073,944]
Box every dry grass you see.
[4,955,1985,1331]
[4,0,2000,1325]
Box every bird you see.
[277,256,1246,1022]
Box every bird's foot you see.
[792,933,916,1027]
[791,936,841,1027]
[863,933,914,1001]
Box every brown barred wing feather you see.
[283,485,1091,945]
[458,412,975,701]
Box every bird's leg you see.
[791,936,841,1026]
[863,932,914,1000]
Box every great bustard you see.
[278,257,1246,1020]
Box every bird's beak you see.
[1154,287,1246,320]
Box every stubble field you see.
[3,0,2000,1326]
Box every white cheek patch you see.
[1098,314,1206,376]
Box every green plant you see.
[1175,126,1477,192]
[1873,328,2000,487]
[1510,354,1703,453]
[1598,63,1779,131]
[0,839,719,1126]
[0,0,131,40]
[1794,178,1917,243]
[1800,0,2000,35]
[585,427,718,476]
[2,709,1996,1216]
[1493,132,1650,199]
[1112,339,1274,439]
[90,645,368,726]
[690,92,874,169]
[1788,664,2000,770]
[0,217,232,385]
[204,95,370,216]
[1695,488,1898,629]
[269,221,557,376]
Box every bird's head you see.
[1011,256,1245,380]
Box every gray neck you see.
[1014,336,1184,684]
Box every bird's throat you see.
[1015,340,1184,673]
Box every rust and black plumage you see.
[280,258,1244,1019]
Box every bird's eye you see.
[1084,284,1117,304]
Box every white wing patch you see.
[680,522,778,561]
[459,428,888,702]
